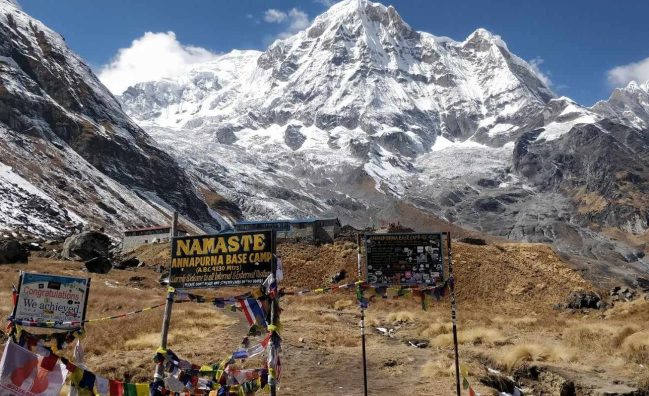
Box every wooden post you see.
[153,212,178,382]
[446,232,461,396]
[357,233,368,396]
[269,232,278,396]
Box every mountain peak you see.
[315,0,414,38]
[464,28,507,49]
[625,80,649,93]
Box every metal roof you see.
[124,225,188,233]
[234,217,340,226]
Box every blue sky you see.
[18,0,649,104]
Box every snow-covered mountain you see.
[0,0,224,237]
[592,80,649,130]
[119,0,649,282]
[121,0,556,217]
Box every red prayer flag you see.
[109,380,124,396]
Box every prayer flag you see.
[239,299,267,328]
[0,341,68,396]
[109,380,124,396]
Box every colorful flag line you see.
[8,302,166,327]
[283,280,448,297]
[11,326,84,353]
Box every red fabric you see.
[39,354,59,371]
[109,380,124,396]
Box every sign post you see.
[154,211,178,383]
[154,218,278,392]
[356,233,368,396]
[363,232,448,395]
[270,235,278,396]
[444,232,461,396]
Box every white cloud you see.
[607,56,649,87]
[98,31,219,94]
[528,57,553,88]
[262,8,311,41]
[264,9,288,23]
[314,0,338,6]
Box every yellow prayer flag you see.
[135,383,149,396]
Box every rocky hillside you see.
[0,0,226,237]
[118,0,649,283]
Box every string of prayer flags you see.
[460,364,478,396]
[264,273,282,389]
[62,355,150,396]
[282,280,448,311]
[13,326,84,353]
[9,302,165,327]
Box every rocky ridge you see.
[0,0,226,237]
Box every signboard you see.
[169,230,275,288]
[13,272,90,329]
[365,233,444,286]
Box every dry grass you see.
[637,372,649,393]
[431,327,507,348]
[490,316,538,327]
[386,311,416,324]
[124,332,160,350]
[563,322,644,364]
[622,331,649,364]
[494,343,576,371]
[421,359,454,378]
[333,298,354,310]
[420,322,453,338]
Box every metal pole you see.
[270,232,278,396]
[446,232,461,396]
[357,233,368,396]
[154,212,178,382]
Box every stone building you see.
[121,225,188,252]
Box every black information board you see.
[365,233,444,286]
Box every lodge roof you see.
[124,225,188,234]
[234,217,340,226]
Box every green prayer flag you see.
[124,383,137,396]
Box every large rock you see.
[634,277,649,292]
[84,256,112,274]
[113,257,140,270]
[62,232,111,261]
[0,239,29,264]
[565,290,601,309]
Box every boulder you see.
[330,269,347,283]
[565,291,601,309]
[633,277,649,292]
[458,237,487,246]
[62,231,111,261]
[0,239,29,264]
[84,256,112,274]
[114,257,140,270]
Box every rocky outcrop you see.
[0,239,28,263]
[513,120,649,234]
[61,231,111,261]
[0,0,221,236]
